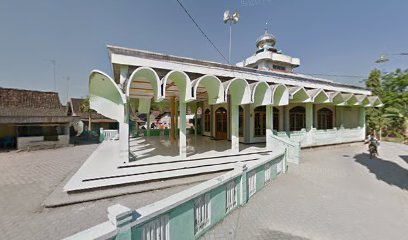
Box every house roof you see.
[69,98,117,123]
[0,87,72,123]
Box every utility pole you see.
[65,76,70,104]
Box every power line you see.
[175,0,230,64]
[175,0,367,82]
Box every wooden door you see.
[215,107,228,140]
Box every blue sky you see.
[1,0,407,103]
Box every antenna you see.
[65,76,70,104]
[223,10,240,63]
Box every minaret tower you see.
[236,24,300,73]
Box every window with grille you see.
[204,109,211,132]
[142,215,169,240]
[317,108,333,130]
[254,106,266,136]
[273,65,286,71]
[264,163,271,183]
[194,193,211,234]
[248,170,257,197]
[289,106,306,131]
[225,181,237,213]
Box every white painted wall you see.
[343,107,359,128]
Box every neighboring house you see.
[0,88,72,151]
[67,98,118,134]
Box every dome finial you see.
[256,24,276,49]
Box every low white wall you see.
[275,127,364,148]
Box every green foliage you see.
[365,69,408,140]
[80,96,91,112]
[151,100,170,112]
[128,98,171,113]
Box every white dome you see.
[256,30,276,49]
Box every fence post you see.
[107,204,133,240]
[283,147,288,174]
[99,128,105,142]
[235,162,248,206]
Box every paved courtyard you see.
[201,141,408,240]
[0,145,202,240]
[0,142,407,240]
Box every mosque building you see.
[64,29,382,192]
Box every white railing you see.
[271,132,301,165]
[102,129,119,141]
[65,151,286,240]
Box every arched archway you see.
[271,84,289,106]
[191,75,224,105]
[317,108,333,130]
[289,87,311,103]
[223,78,251,105]
[215,107,228,140]
[90,70,128,163]
[250,81,272,106]
[161,70,193,102]
[289,106,306,131]
[126,67,161,102]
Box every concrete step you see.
[76,158,260,191]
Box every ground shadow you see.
[129,134,268,162]
[400,155,408,164]
[256,229,311,240]
[354,153,408,191]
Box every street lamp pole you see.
[223,10,240,64]
[375,52,408,63]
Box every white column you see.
[266,105,273,150]
[170,96,176,142]
[284,106,290,132]
[194,102,198,136]
[119,65,128,89]
[119,104,129,164]
[146,112,150,136]
[359,106,366,138]
[339,106,344,128]
[231,104,239,152]
[179,101,187,158]
[305,103,313,131]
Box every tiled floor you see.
[65,135,270,191]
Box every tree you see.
[365,69,383,97]
[365,69,408,141]
[80,97,92,131]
